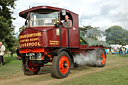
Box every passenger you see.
[63,15,72,29]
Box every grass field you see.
[0,54,128,85]
[56,62,128,85]
[0,54,22,79]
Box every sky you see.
[12,0,128,34]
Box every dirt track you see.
[0,55,128,85]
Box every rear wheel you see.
[97,50,106,67]
[22,57,40,75]
[52,51,71,78]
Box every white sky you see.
[12,0,128,34]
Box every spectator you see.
[125,48,127,54]
[122,47,125,56]
[119,47,122,54]
[105,49,107,54]
[0,42,5,66]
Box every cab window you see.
[30,12,58,27]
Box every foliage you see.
[0,0,17,51]
[80,26,93,36]
[80,26,105,40]
[19,25,25,32]
[105,25,128,45]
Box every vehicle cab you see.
[19,6,79,51]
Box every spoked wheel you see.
[52,51,71,79]
[98,50,106,67]
[28,61,40,74]
[22,59,40,75]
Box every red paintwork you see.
[20,48,45,53]
[19,27,61,48]
[79,45,104,49]
[61,27,68,47]
[69,13,79,48]
[19,6,79,50]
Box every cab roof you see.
[19,6,78,19]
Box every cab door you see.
[60,26,69,47]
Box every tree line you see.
[80,25,128,46]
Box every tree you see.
[105,25,128,45]
[80,26,105,40]
[0,0,17,52]
[80,26,93,36]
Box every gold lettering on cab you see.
[30,38,39,41]
[20,39,29,43]
[49,40,59,45]
[19,32,42,39]
[19,32,42,47]
[20,42,41,47]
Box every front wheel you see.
[52,51,71,79]
[22,59,40,75]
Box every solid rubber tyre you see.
[98,50,106,67]
[52,51,71,79]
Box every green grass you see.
[55,65,128,85]
[0,54,22,79]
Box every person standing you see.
[119,47,122,54]
[0,42,5,66]
[122,47,125,56]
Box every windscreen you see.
[30,12,58,26]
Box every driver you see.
[63,15,72,29]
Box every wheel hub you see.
[63,61,68,68]
[28,61,39,72]
[59,56,69,74]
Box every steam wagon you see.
[19,6,110,78]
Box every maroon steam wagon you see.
[19,6,109,78]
